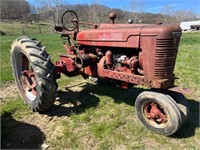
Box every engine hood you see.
[77,24,144,48]
[76,23,181,48]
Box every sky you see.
[28,0,200,14]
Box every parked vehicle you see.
[11,10,189,136]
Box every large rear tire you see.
[11,36,58,111]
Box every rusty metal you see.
[137,68,144,75]
[168,86,195,95]
[21,56,37,97]
[12,10,190,136]
[75,54,98,68]
[105,50,113,69]
[54,55,80,78]
[100,68,174,88]
[96,56,175,88]
[97,56,151,86]
[79,21,99,29]
[77,28,140,48]
[54,10,183,90]
[144,102,167,124]
[21,70,37,95]
[63,44,72,54]
[121,56,138,73]
[121,82,129,89]
[109,12,117,24]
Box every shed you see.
[180,21,200,31]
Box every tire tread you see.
[11,36,57,112]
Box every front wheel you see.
[10,36,58,111]
[135,91,182,136]
[169,91,189,124]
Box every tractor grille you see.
[154,39,178,78]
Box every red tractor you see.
[11,10,189,136]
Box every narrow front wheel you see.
[135,91,182,136]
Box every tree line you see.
[0,0,199,25]
[0,0,30,19]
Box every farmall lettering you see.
[98,33,123,40]
[11,10,189,136]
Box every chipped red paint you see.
[54,16,182,90]
[77,27,140,48]
[55,55,78,76]
[21,57,37,96]
[144,102,167,124]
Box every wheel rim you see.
[143,102,168,128]
[17,54,37,101]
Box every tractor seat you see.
[53,26,68,35]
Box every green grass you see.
[0,21,53,35]
[1,97,25,114]
[47,82,200,149]
[0,33,64,85]
[175,32,200,97]
[1,31,200,149]
[0,95,33,120]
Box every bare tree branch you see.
[129,0,145,23]
[88,0,109,24]
[161,5,198,23]
[38,0,64,25]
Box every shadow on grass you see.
[43,82,143,117]
[1,112,45,149]
[43,81,199,139]
[172,98,200,138]
[43,82,100,117]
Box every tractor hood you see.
[77,24,145,48]
[77,23,181,48]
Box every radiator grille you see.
[154,39,178,78]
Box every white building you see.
[180,21,200,31]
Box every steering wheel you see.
[61,10,79,31]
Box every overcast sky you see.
[28,0,200,14]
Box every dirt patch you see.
[20,80,92,149]
[1,112,45,149]
[1,79,93,149]
[0,81,18,103]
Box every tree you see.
[161,6,198,23]
[173,10,198,23]
[160,6,177,24]
[129,0,145,23]
[30,4,38,14]
[88,0,110,24]
[0,0,30,19]
[38,0,64,25]
[111,8,127,23]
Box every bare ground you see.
[0,81,18,104]
[1,80,91,149]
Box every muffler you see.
[75,54,98,68]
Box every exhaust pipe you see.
[75,54,98,68]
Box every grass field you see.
[0,21,53,35]
[1,31,200,149]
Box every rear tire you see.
[135,91,182,136]
[11,36,58,111]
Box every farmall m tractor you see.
[11,10,190,135]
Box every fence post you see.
[38,22,41,34]
[21,23,25,35]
